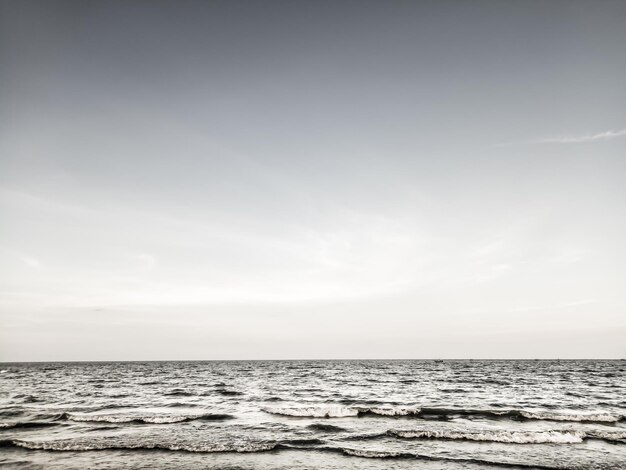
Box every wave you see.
[15,395,40,404]
[262,405,621,423]
[0,422,59,430]
[418,407,623,423]
[4,437,624,468]
[214,389,244,396]
[342,432,387,441]
[262,406,420,418]
[388,428,585,444]
[0,438,556,469]
[333,447,561,469]
[263,406,359,418]
[337,399,408,406]
[517,410,621,423]
[164,389,195,397]
[84,425,121,432]
[388,426,626,445]
[361,407,421,417]
[585,429,626,444]
[62,412,234,424]
[2,438,276,453]
[280,438,324,446]
[0,409,24,418]
[307,423,347,433]
[163,402,200,408]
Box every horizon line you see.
[2,358,624,364]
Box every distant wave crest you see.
[63,412,234,424]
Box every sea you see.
[0,360,625,469]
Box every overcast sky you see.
[1,0,625,361]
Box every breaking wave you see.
[3,431,625,469]
[388,428,585,444]
[0,438,569,468]
[262,405,622,423]
[585,429,626,444]
[262,405,420,418]
[334,447,561,469]
[517,410,621,423]
[262,406,359,417]
[387,426,626,445]
[2,438,276,453]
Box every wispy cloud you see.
[21,255,42,269]
[497,129,626,146]
[533,129,626,144]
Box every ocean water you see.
[0,360,625,469]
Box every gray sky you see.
[1,0,625,360]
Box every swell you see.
[0,422,60,430]
[307,423,347,433]
[60,412,234,424]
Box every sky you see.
[1,0,625,361]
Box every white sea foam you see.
[260,405,623,422]
[261,405,421,418]
[341,448,406,458]
[262,406,359,418]
[586,429,626,443]
[336,446,565,469]
[10,439,276,453]
[389,428,585,444]
[365,407,421,416]
[519,410,621,423]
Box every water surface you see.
[1,360,624,469]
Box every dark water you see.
[1,360,625,469]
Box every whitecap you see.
[389,428,585,444]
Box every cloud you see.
[533,129,626,144]
[497,129,626,146]
[130,253,157,271]
[21,255,42,268]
